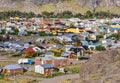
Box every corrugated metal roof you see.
[4,64,22,70]
[40,64,54,68]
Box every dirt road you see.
[17,74,79,83]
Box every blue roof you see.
[40,64,54,68]
[4,64,22,70]
[81,41,88,46]
[44,52,53,57]
[109,27,120,30]
[61,52,70,57]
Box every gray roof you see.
[40,64,54,68]
[4,64,22,70]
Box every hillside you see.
[0,0,120,14]
[72,48,120,83]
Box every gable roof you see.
[4,64,22,70]
[40,64,54,68]
[24,46,35,53]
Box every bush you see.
[96,35,104,39]
[0,72,5,79]
[32,52,45,57]
[96,45,106,51]
[107,44,112,47]
[52,51,61,57]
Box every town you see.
[0,16,120,83]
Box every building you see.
[35,64,54,75]
[61,52,73,59]
[35,56,69,67]
[3,64,23,75]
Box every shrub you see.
[96,45,106,51]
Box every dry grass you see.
[0,77,37,83]
[59,79,71,83]
[65,63,82,74]
[96,6,120,15]
[39,3,56,12]
[66,63,82,69]
[24,71,42,77]
[0,78,12,83]
[0,57,19,68]
[62,0,89,14]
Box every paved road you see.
[17,74,79,83]
[13,36,57,44]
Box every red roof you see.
[25,46,35,53]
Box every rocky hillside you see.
[76,48,120,83]
[0,0,120,14]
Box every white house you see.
[35,64,54,75]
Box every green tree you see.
[0,29,6,34]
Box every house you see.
[37,46,46,51]
[22,46,35,57]
[87,40,100,50]
[65,45,73,52]
[35,57,53,65]
[35,56,69,67]
[69,47,85,56]
[3,64,23,75]
[35,64,54,75]
[61,52,73,59]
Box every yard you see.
[64,63,82,74]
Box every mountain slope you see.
[77,48,120,83]
[0,0,120,14]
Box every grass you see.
[96,6,120,15]
[62,0,89,14]
[24,71,64,78]
[24,71,43,77]
[59,79,71,83]
[39,3,56,12]
[0,57,19,68]
[0,78,12,83]
[65,63,82,74]
[90,74,97,79]
[0,76,37,83]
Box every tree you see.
[42,11,54,18]
[56,11,73,18]
[0,29,5,34]
[85,10,93,18]
[74,13,84,19]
